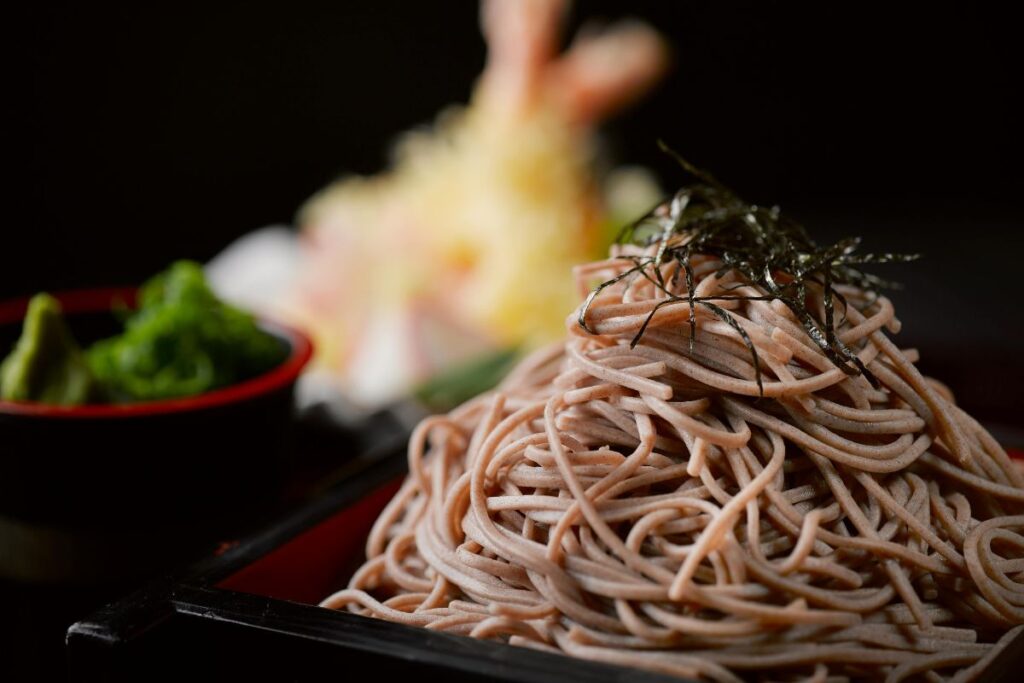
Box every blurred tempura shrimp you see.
[285,0,668,406]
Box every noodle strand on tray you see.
[321,236,1024,681]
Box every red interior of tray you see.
[220,449,1024,606]
[218,477,403,604]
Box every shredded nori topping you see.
[579,144,919,395]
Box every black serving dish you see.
[67,444,1024,683]
[0,287,313,584]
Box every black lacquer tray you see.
[67,444,1024,683]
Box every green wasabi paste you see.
[0,293,98,405]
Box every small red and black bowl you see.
[0,287,313,585]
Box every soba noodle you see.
[321,242,1024,682]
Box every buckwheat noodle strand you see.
[321,246,1024,681]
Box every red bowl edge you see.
[0,286,314,419]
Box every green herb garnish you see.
[580,145,919,395]
[86,261,287,402]
[414,347,520,412]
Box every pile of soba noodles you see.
[322,179,1024,682]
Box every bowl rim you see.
[0,286,314,419]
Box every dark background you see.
[1,4,1022,680]
[6,0,1023,423]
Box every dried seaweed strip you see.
[582,150,920,394]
